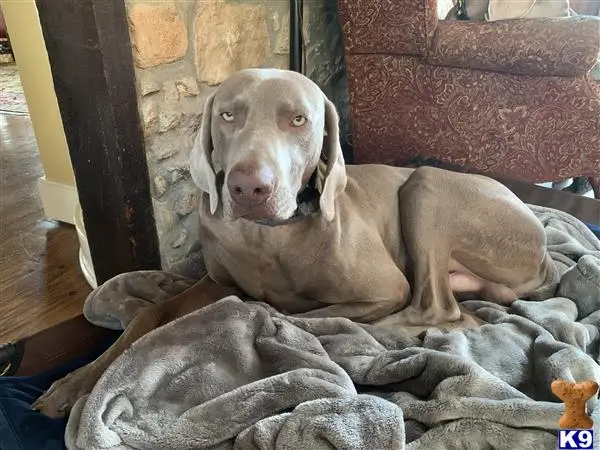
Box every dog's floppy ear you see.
[190,93,219,214]
[317,97,347,221]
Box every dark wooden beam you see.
[36,0,161,284]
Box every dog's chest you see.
[200,220,325,311]
[200,217,409,314]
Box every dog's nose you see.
[227,166,274,205]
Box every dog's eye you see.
[220,112,234,122]
[291,115,307,127]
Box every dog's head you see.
[189,68,347,223]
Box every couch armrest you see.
[426,16,600,77]
[339,0,438,56]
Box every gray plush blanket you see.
[66,205,600,449]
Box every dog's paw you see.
[31,369,95,419]
[372,304,484,334]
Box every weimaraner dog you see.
[33,68,556,418]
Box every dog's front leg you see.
[31,276,241,418]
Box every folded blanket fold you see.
[69,205,600,449]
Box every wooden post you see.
[35,0,162,284]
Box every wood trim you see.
[35,0,161,284]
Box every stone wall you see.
[125,0,348,268]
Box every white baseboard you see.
[38,176,79,225]
[37,177,98,288]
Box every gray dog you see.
[32,68,555,418]
[193,68,555,325]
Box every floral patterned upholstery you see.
[429,18,600,77]
[338,0,600,197]
[339,0,438,55]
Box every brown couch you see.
[338,0,600,197]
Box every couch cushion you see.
[344,53,600,181]
[427,16,600,77]
[463,0,571,20]
[487,0,570,20]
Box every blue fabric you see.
[0,336,118,450]
[585,222,600,240]
[1,221,599,449]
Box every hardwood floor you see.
[0,113,91,343]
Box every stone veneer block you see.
[176,77,200,97]
[140,99,158,133]
[128,3,188,69]
[194,1,269,85]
